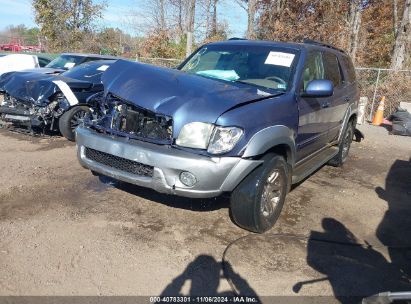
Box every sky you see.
[0,0,248,38]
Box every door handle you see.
[321,102,330,108]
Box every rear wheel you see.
[58,106,90,141]
[230,154,289,233]
[328,121,354,167]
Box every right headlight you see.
[176,122,243,154]
[207,126,243,154]
[176,122,214,149]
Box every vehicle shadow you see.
[98,175,230,212]
[159,254,259,299]
[297,158,411,303]
[298,218,411,303]
[376,158,411,279]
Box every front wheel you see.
[58,106,90,141]
[230,154,289,233]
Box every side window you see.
[38,57,49,67]
[302,51,324,91]
[341,55,356,83]
[323,52,342,87]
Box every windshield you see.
[61,62,112,82]
[180,45,299,91]
[45,55,84,70]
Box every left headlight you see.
[207,126,243,154]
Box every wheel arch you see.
[242,125,296,167]
[338,103,358,143]
[68,103,90,110]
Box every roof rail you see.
[303,39,346,54]
[228,37,247,40]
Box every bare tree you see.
[393,0,399,36]
[205,0,211,36]
[160,0,166,30]
[391,0,411,69]
[186,0,196,57]
[236,0,257,39]
[348,0,362,63]
[211,0,218,36]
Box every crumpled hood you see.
[0,71,93,105]
[102,60,276,128]
[22,67,65,74]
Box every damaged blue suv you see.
[76,39,359,233]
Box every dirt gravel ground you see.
[0,124,410,303]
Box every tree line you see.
[26,0,411,69]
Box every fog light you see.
[180,171,197,187]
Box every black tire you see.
[230,153,289,233]
[328,121,354,167]
[58,106,90,141]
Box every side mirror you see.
[302,79,334,97]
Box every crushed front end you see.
[77,92,261,198]
[0,92,70,132]
[85,93,173,144]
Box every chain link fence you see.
[355,68,411,121]
[136,57,411,122]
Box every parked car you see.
[76,39,359,233]
[24,53,118,75]
[0,60,116,141]
[0,54,40,76]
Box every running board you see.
[292,146,339,184]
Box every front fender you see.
[241,125,296,165]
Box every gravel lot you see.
[0,124,410,302]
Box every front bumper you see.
[76,126,262,198]
[0,106,43,127]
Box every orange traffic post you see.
[372,96,385,126]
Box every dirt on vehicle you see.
[0,124,410,301]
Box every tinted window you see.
[84,57,106,63]
[38,57,50,67]
[46,55,84,70]
[180,45,299,91]
[61,62,112,83]
[301,51,324,90]
[323,52,342,87]
[341,55,356,83]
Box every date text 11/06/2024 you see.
[150,296,259,303]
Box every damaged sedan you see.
[0,60,115,140]
[77,40,359,233]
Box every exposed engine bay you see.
[85,93,173,144]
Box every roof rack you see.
[303,39,346,54]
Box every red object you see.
[0,37,41,53]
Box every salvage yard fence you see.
[355,68,411,121]
[136,57,411,122]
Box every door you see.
[296,50,332,161]
[322,52,349,142]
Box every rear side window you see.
[323,52,342,87]
[340,55,356,83]
[301,51,324,90]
